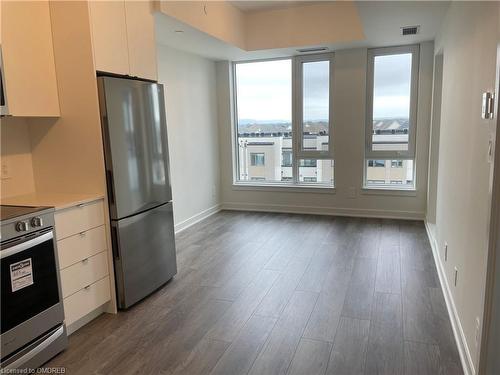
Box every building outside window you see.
[233,55,334,187]
[364,45,419,189]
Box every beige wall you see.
[244,2,364,51]
[158,1,246,49]
[216,42,434,219]
[0,2,107,200]
[0,118,36,198]
[157,1,364,52]
[157,44,221,228]
[428,2,499,373]
[29,1,106,195]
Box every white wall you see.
[157,45,221,230]
[216,42,434,219]
[427,2,499,374]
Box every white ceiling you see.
[155,1,449,61]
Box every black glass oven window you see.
[1,236,60,333]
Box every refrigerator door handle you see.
[111,225,120,260]
[106,169,115,204]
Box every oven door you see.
[1,230,64,360]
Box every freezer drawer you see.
[111,202,177,308]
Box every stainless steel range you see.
[1,205,67,370]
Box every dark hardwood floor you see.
[46,211,463,375]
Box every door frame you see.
[479,10,500,374]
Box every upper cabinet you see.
[88,1,129,76]
[1,0,60,117]
[89,1,157,81]
[125,1,157,81]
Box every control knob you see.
[15,221,29,232]
[31,217,43,228]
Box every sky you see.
[373,53,412,119]
[236,53,412,123]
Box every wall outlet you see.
[475,317,481,347]
[444,242,448,262]
[347,187,356,199]
[454,267,458,287]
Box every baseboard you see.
[424,221,475,375]
[174,204,221,234]
[221,201,425,220]
[66,304,107,335]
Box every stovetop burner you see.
[0,205,51,222]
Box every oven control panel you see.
[15,221,29,232]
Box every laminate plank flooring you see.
[46,211,463,375]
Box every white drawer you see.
[55,200,104,240]
[63,276,111,326]
[57,225,107,269]
[60,251,109,298]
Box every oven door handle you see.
[3,325,65,370]
[1,231,54,259]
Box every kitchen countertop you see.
[1,192,105,211]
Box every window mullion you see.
[292,56,300,185]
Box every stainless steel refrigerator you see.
[97,76,177,309]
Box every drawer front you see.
[57,225,107,269]
[60,251,109,298]
[63,276,110,326]
[55,200,104,240]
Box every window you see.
[299,159,317,167]
[365,159,414,186]
[250,153,265,166]
[235,59,292,182]
[299,159,334,184]
[364,45,419,189]
[368,160,385,167]
[234,55,334,187]
[391,160,403,168]
[303,177,317,182]
[282,150,292,167]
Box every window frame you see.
[365,45,420,160]
[232,53,335,188]
[294,53,335,161]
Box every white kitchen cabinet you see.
[89,0,157,80]
[0,0,60,116]
[60,251,109,299]
[54,199,112,331]
[63,276,111,326]
[54,199,105,240]
[125,1,157,81]
[88,0,129,76]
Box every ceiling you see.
[155,1,450,61]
